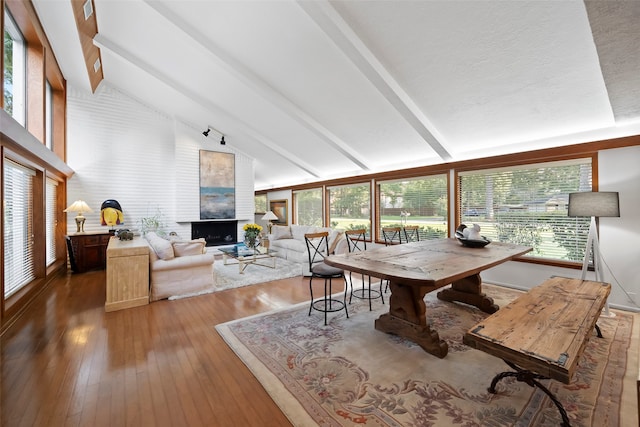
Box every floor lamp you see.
[568,191,620,316]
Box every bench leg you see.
[489,360,572,427]
[595,323,603,338]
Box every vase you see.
[244,236,259,249]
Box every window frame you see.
[293,188,324,227]
[327,181,372,238]
[455,154,596,266]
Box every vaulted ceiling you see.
[32,1,640,190]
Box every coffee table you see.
[219,246,278,274]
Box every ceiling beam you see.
[92,34,322,178]
[142,0,371,172]
[70,0,103,92]
[298,0,453,162]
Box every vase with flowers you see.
[243,223,263,249]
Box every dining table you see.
[324,237,532,358]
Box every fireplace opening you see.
[192,220,237,247]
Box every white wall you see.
[66,84,255,241]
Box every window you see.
[46,178,57,266]
[3,9,26,125]
[254,194,267,214]
[458,158,592,262]
[328,183,371,236]
[45,80,53,149]
[378,175,448,240]
[294,188,323,226]
[4,158,35,297]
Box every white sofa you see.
[145,232,216,301]
[268,224,348,275]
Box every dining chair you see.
[344,229,384,311]
[381,226,403,245]
[304,232,349,325]
[403,225,420,243]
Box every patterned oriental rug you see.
[216,283,638,427]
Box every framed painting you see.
[199,151,235,219]
[269,199,288,226]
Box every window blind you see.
[46,177,58,266]
[328,183,371,236]
[294,188,323,226]
[378,174,448,240]
[4,159,36,297]
[458,158,592,262]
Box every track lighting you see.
[220,136,225,145]
[202,128,211,137]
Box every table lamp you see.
[64,200,93,233]
[568,191,620,316]
[261,210,278,234]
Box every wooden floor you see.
[1,270,341,426]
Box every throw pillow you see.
[146,232,175,260]
[172,239,206,257]
[272,225,293,240]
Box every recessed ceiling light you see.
[83,0,93,20]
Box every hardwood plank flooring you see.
[1,269,344,426]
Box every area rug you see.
[216,283,638,426]
[213,257,301,291]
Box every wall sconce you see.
[202,128,211,137]
[64,200,93,233]
[220,135,225,145]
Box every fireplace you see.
[191,220,237,247]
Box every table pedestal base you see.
[376,281,449,358]
[437,273,498,314]
[375,313,448,358]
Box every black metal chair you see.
[345,229,384,311]
[381,226,404,293]
[403,225,420,243]
[304,231,349,325]
[382,226,403,245]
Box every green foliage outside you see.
[4,30,14,115]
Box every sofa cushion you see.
[272,225,293,240]
[146,232,175,260]
[172,238,206,256]
[328,229,344,254]
[291,224,320,241]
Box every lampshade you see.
[261,211,278,221]
[64,200,93,214]
[567,192,620,217]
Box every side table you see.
[105,237,150,312]
[66,231,112,273]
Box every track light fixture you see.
[220,136,225,145]
[202,128,211,137]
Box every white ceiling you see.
[32,0,640,190]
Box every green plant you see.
[140,208,165,236]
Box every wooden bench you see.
[463,276,611,427]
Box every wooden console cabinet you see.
[105,237,150,312]
[66,231,112,273]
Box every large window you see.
[458,158,592,262]
[378,175,448,240]
[3,9,26,125]
[254,194,267,214]
[46,177,58,266]
[45,80,53,149]
[4,159,35,297]
[294,188,323,226]
[328,183,371,236]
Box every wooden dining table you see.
[325,238,532,358]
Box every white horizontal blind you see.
[4,159,35,297]
[328,183,371,236]
[46,178,58,266]
[458,158,592,262]
[378,174,448,240]
[294,188,323,226]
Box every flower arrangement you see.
[243,223,263,248]
[243,223,263,238]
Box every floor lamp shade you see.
[567,191,620,317]
[567,192,620,218]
